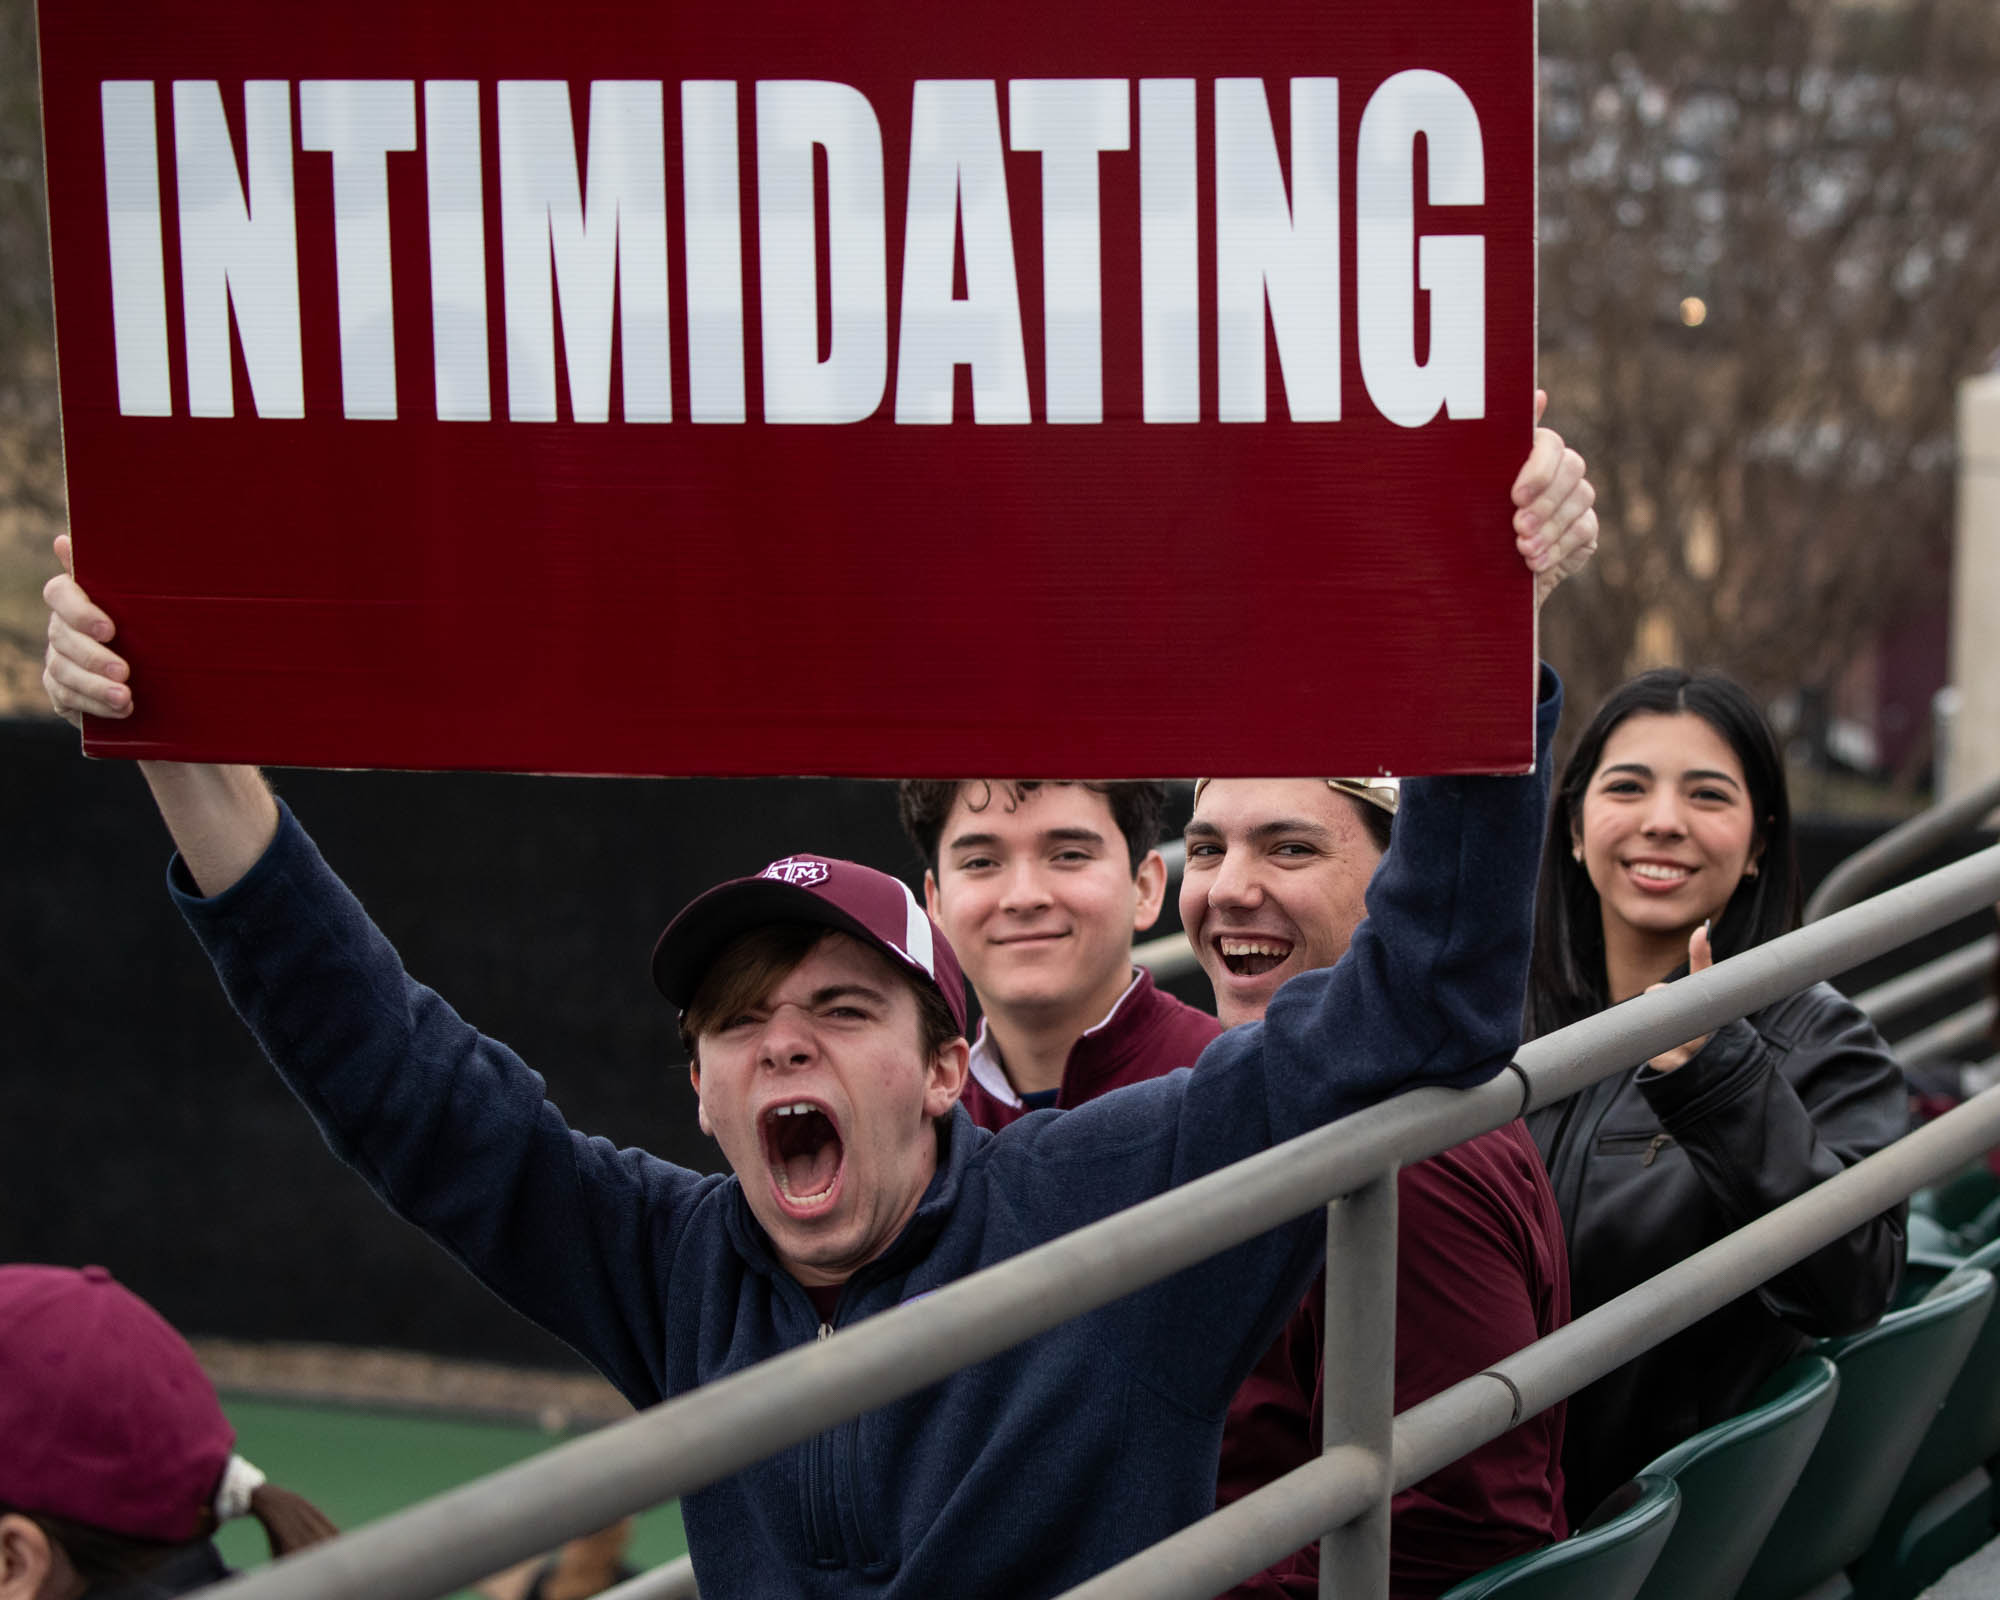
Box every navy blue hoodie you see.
[172,675,1557,1598]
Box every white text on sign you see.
[100,74,1486,427]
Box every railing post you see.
[1321,1173,1397,1599]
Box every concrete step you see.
[1918,1530,2000,1598]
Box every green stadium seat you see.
[1629,1354,1839,1600]
[1917,1165,2000,1232]
[1437,1475,1679,1600]
[1735,1267,1995,1600]
[1959,1194,2000,1252]
[1906,1197,2000,1263]
[1892,1250,1967,1309]
[1906,1212,1960,1259]
[1852,1245,2000,1600]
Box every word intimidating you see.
[101,74,1487,427]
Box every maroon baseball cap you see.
[0,1264,235,1542]
[652,853,968,1035]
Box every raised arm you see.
[1199,666,1563,1136]
[990,672,1562,1411]
[42,534,277,892]
[1184,392,1590,1146]
[42,534,695,1402]
[162,803,703,1402]
[989,410,1592,1401]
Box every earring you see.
[1571,845,1583,862]
[1744,864,1759,879]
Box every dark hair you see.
[679,921,963,1069]
[1525,668,1800,1039]
[1186,782,1393,855]
[0,1503,181,1590]
[0,1485,336,1587]
[897,780,1170,875]
[1344,793,1394,857]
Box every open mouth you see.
[1625,861,1693,888]
[762,1101,845,1211]
[1217,937,1294,978]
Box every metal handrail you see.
[593,1559,696,1600]
[206,1070,1525,1600]
[1804,770,2000,922]
[1134,835,1197,978]
[1896,999,2000,1068]
[1062,1082,2000,1598]
[1132,926,1198,979]
[205,843,2000,1600]
[1514,845,2000,1106]
[1134,835,1201,980]
[1322,1175,1398,1590]
[1150,793,2000,992]
[1854,935,1998,1027]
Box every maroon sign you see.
[38,0,1537,777]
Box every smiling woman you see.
[1522,668,1910,1526]
[1572,709,1763,1004]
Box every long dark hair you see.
[1526,668,1801,1039]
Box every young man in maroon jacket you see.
[897,779,1223,1122]
[1182,775,1570,1598]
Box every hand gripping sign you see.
[38,0,1536,777]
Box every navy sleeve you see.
[987,669,1562,1410]
[171,803,715,1405]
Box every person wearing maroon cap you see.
[0,1264,335,1600]
[36,428,1596,1598]
[646,850,975,1294]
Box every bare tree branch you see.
[1538,0,2000,742]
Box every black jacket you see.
[1526,981,1908,1524]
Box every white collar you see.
[966,969,1147,1107]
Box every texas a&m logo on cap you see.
[651,847,967,1032]
[760,856,831,888]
